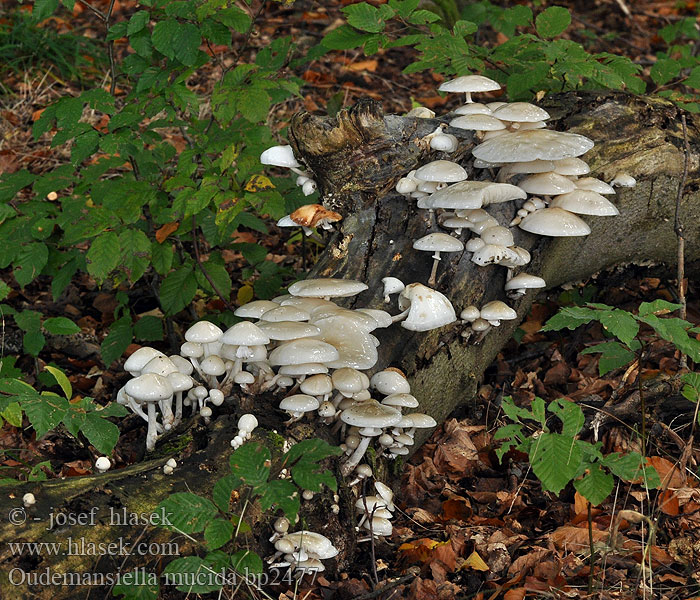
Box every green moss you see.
[154,433,193,456]
[266,430,287,450]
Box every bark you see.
[2,92,699,598]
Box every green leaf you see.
[174,23,202,66]
[119,229,151,282]
[204,518,234,550]
[322,25,373,50]
[215,6,252,33]
[343,3,389,33]
[529,432,582,494]
[23,330,46,356]
[542,306,599,332]
[44,365,72,399]
[681,372,700,403]
[21,393,70,438]
[1,402,23,427]
[650,58,681,85]
[86,232,120,281]
[231,549,263,576]
[127,10,150,36]
[548,398,586,438]
[151,19,179,59]
[81,412,120,454]
[101,316,133,366]
[194,262,232,298]
[598,308,639,347]
[157,493,219,534]
[238,87,271,123]
[33,0,59,22]
[0,281,10,301]
[602,452,656,485]
[212,474,239,512]
[229,443,270,489]
[580,341,636,375]
[133,316,164,342]
[535,6,571,38]
[637,299,682,317]
[14,243,48,287]
[574,465,614,506]
[151,241,174,276]
[159,265,197,315]
[43,317,81,336]
[259,479,300,520]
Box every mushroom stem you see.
[391,307,410,324]
[341,436,371,476]
[146,402,159,452]
[174,392,183,425]
[428,252,442,287]
[465,91,473,103]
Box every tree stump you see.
[2,91,699,598]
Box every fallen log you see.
[1,91,699,599]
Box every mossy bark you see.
[2,92,699,599]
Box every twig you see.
[78,0,118,94]
[674,114,690,370]
[587,502,596,595]
[191,216,236,313]
[613,0,631,17]
[352,569,419,600]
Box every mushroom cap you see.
[423,180,526,210]
[233,300,279,319]
[289,278,368,298]
[260,144,300,169]
[233,371,255,384]
[430,133,458,153]
[278,363,328,376]
[518,172,577,195]
[221,321,270,347]
[340,399,402,428]
[185,321,224,344]
[95,456,111,471]
[480,226,514,247]
[549,190,620,216]
[269,338,340,366]
[413,232,465,253]
[406,106,436,118]
[472,129,595,163]
[414,160,468,183]
[492,102,550,123]
[314,314,379,370]
[355,308,393,329]
[256,320,321,340]
[480,300,517,322]
[398,283,457,331]
[504,273,546,291]
[553,157,590,176]
[125,373,173,402]
[460,305,481,321]
[441,216,471,231]
[454,102,492,115]
[497,159,556,179]
[471,243,508,266]
[260,305,310,323]
[169,354,194,375]
[519,207,591,236]
[281,531,338,559]
[141,355,179,377]
[300,374,333,396]
[381,277,405,297]
[124,347,166,376]
[449,114,505,131]
[167,372,194,392]
[180,341,203,358]
[611,173,636,187]
[370,369,411,395]
[575,177,616,195]
[290,204,342,227]
[332,367,368,396]
[200,355,226,376]
[381,393,419,409]
[404,413,438,428]
[439,74,501,94]
[279,394,320,413]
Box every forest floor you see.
[1,0,699,599]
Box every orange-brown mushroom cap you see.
[290,204,342,227]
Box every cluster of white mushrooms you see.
[110,72,635,577]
